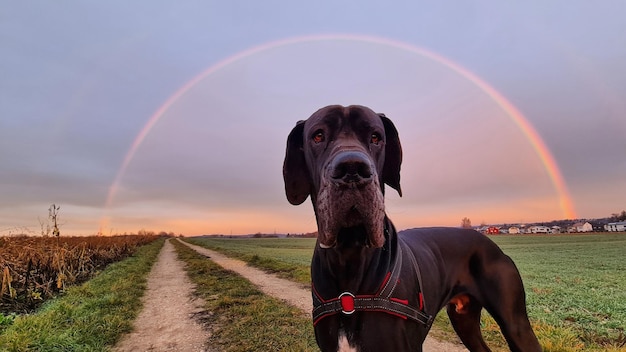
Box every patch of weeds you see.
[0,313,16,334]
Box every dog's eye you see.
[371,133,381,145]
[312,131,325,144]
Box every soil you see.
[113,239,210,352]
[114,238,467,351]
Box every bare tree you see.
[39,216,51,237]
[49,204,61,237]
[461,217,472,229]
[610,211,626,221]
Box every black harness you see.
[312,238,433,327]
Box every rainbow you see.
[103,34,577,229]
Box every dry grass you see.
[1,234,160,313]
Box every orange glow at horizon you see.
[92,195,568,237]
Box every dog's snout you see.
[329,151,373,184]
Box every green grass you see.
[491,234,626,351]
[187,234,626,351]
[184,237,314,284]
[0,313,16,334]
[0,238,165,352]
[171,239,317,351]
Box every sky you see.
[1,1,625,236]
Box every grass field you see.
[186,237,313,284]
[187,233,626,351]
[490,234,626,349]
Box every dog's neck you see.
[311,217,397,297]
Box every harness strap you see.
[312,229,433,327]
[377,233,402,298]
[313,292,432,326]
[399,238,428,313]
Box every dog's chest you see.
[337,331,358,352]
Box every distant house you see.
[508,226,520,234]
[529,225,551,234]
[578,222,593,232]
[486,226,500,235]
[568,222,593,233]
[606,221,626,232]
[591,223,606,232]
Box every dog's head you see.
[283,105,402,248]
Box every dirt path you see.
[179,239,467,352]
[114,239,210,352]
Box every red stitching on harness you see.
[313,312,335,326]
[376,272,392,295]
[312,284,327,303]
[390,297,409,305]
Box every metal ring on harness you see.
[339,292,356,315]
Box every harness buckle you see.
[339,292,356,315]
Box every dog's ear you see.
[283,120,311,205]
[379,113,403,197]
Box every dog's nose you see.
[329,151,373,185]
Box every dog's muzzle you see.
[316,150,386,248]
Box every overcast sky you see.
[1,1,625,236]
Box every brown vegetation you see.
[1,234,160,313]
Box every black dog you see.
[283,105,541,352]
